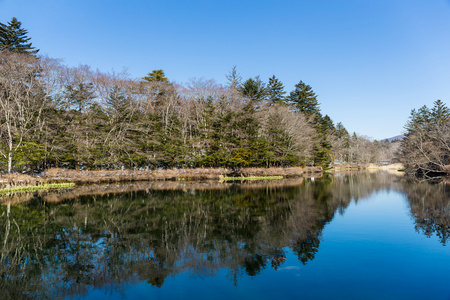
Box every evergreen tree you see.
[404,105,431,134]
[225,66,242,89]
[335,122,349,138]
[400,100,450,177]
[430,99,450,125]
[240,76,266,102]
[105,85,131,119]
[64,82,96,113]
[288,81,320,118]
[266,75,286,105]
[142,70,169,82]
[318,115,335,134]
[403,100,449,135]
[0,17,38,54]
[231,103,262,167]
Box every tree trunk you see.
[7,149,12,174]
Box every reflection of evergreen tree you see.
[405,181,450,245]
[292,233,321,265]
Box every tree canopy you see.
[0,17,38,54]
[225,66,242,89]
[266,75,286,105]
[142,69,169,82]
[240,76,266,102]
[288,81,320,118]
[0,47,395,172]
[400,99,450,177]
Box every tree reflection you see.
[0,172,447,298]
[404,181,450,245]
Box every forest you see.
[1,17,446,176]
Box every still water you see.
[0,172,449,299]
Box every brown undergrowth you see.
[0,166,322,189]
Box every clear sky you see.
[1,0,449,140]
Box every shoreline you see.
[0,164,407,192]
[0,166,322,189]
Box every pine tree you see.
[288,81,320,118]
[430,99,450,125]
[400,100,450,176]
[64,82,96,113]
[318,115,335,134]
[335,122,349,138]
[105,85,131,120]
[142,70,169,82]
[267,75,286,105]
[225,66,242,89]
[240,76,266,102]
[404,100,449,135]
[0,17,38,54]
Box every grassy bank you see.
[0,183,75,194]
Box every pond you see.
[0,172,449,299]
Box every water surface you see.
[0,172,449,299]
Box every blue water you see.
[82,190,449,300]
[0,173,449,299]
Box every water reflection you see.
[404,181,450,245]
[0,172,448,299]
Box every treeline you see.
[0,17,397,173]
[399,100,450,177]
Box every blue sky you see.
[1,0,450,140]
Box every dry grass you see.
[0,166,322,188]
[43,167,231,183]
[0,173,47,189]
[43,167,318,184]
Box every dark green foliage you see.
[288,81,320,118]
[0,17,38,54]
[64,82,96,113]
[400,100,450,177]
[13,142,46,169]
[404,100,450,135]
[266,75,286,105]
[142,70,169,82]
[240,77,266,102]
[0,52,350,172]
[158,116,185,168]
[313,141,332,167]
[430,100,449,125]
[105,85,131,120]
[199,100,234,167]
[318,115,335,135]
[312,117,334,167]
[263,111,302,167]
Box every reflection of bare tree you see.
[404,181,450,245]
[0,172,446,298]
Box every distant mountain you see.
[384,135,405,142]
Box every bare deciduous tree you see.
[0,50,46,173]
